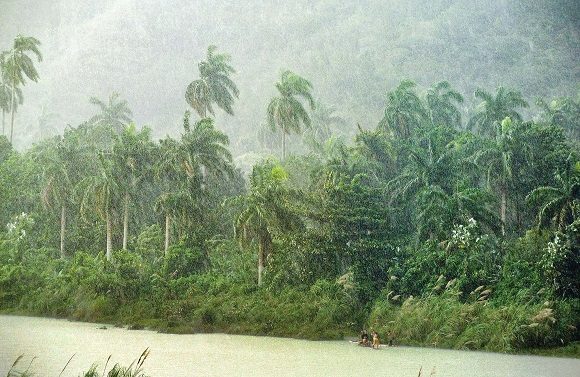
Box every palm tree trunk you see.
[10,84,15,144]
[164,214,170,257]
[257,232,272,286]
[282,128,286,160]
[258,240,264,286]
[500,186,507,236]
[60,205,66,259]
[106,211,112,261]
[122,192,129,250]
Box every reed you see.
[5,349,151,377]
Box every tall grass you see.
[368,286,578,353]
[5,349,151,377]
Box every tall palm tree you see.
[112,124,154,250]
[78,153,119,261]
[0,73,22,137]
[0,54,23,135]
[425,81,464,129]
[474,117,517,235]
[379,80,428,140]
[155,190,189,257]
[39,141,72,258]
[179,115,234,185]
[232,161,300,285]
[267,70,315,160]
[1,35,42,143]
[468,87,528,138]
[89,92,133,133]
[154,113,234,254]
[185,45,239,118]
[527,156,579,231]
[155,136,180,256]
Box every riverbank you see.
[2,286,579,359]
[0,249,578,358]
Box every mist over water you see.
[1,0,578,152]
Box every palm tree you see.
[267,70,315,160]
[527,157,579,231]
[39,141,72,258]
[112,124,154,250]
[473,117,517,235]
[0,74,19,137]
[0,55,23,136]
[179,115,234,185]
[536,96,580,143]
[354,126,396,181]
[155,191,189,257]
[78,153,119,261]
[415,185,499,241]
[468,87,528,138]
[89,92,133,133]
[0,35,42,144]
[379,80,428,140]
[185,45,239,118]
[154,134,187,256]
[303,101,347,153]
[154,113,234,254]
[386,124,498,240]
[387,129,458,204]
[232,161,300,285]
[425,81,464,129]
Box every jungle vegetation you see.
[0,35,579,355]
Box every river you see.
[0,315,578,376]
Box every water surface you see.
[0,315,577,376]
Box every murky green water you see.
[0,315,578,376]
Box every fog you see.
[1,0,578,153]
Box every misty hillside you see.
[1,0,578,152]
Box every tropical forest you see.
[0,1,579,376]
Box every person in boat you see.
[372,330,380,349]
[359,329,369,346]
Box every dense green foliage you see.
[0,36,579,356]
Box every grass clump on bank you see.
[369,286,579,353]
